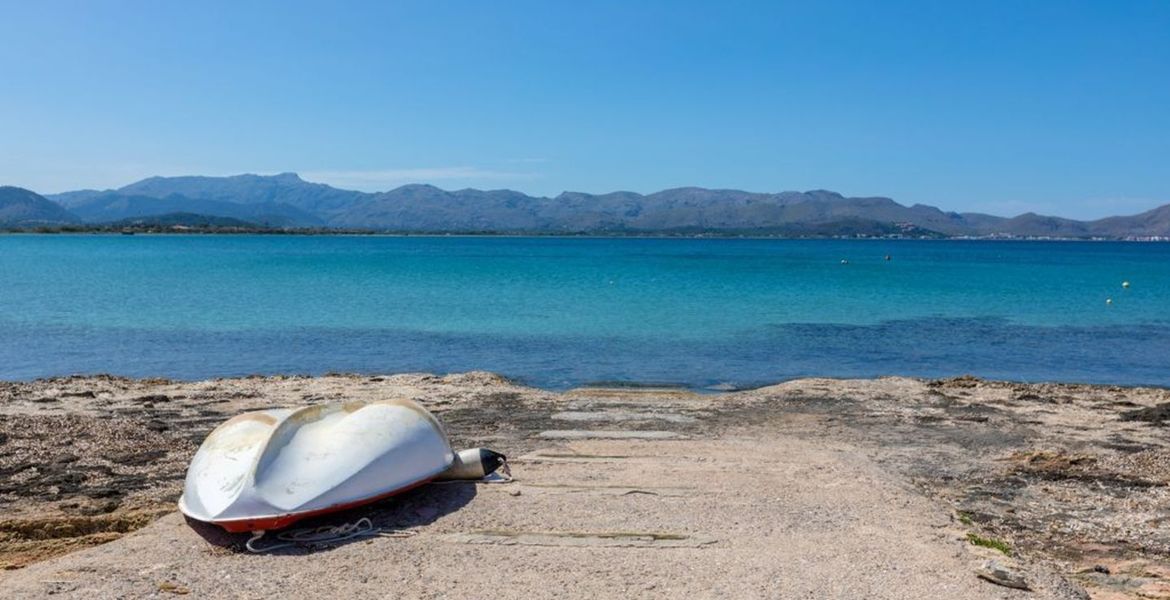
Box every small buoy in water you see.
[1106,298,1113,305]
[840,259,848,265]
[884,255,891,261]
[1122,281,1130,289]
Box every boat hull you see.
[179,398,455,532]
[182,476,436,533]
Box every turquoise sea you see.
[1,235,1167,389]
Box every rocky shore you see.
[1,373,1167,599]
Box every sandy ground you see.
[1,373,1167,599]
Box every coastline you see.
[1,372,1166,598]
[4,229,1170,241]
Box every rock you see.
[1143,563,1170,579]
[975,560,1030,590]
[1120,402,1170,425]
[440,371,510,387]
[931,375,982,389]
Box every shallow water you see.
[1,235,1167,389]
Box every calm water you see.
[1,235,1168,389]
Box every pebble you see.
[975,560,1030,590]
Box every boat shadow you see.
[186,481,478,555]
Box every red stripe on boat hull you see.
[204,477,436,533]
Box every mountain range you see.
[1,173,1167,239]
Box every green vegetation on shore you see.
[967,532,1012,556]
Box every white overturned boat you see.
[179,398,504,533]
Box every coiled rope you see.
[245,517,414,553]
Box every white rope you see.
[245,517,415,553]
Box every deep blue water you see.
[1,235,1167,389]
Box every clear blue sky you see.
[1,1,1167,218]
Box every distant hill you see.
[64,191,321,227]
[23,173,1170,238]
[0,186,80,226]
[1089,204,1170,238]
[112,173,362,221]
[110,212,261,228]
